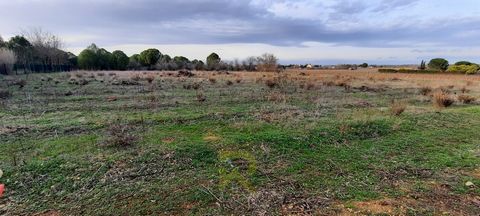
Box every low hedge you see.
[378,68,441,74]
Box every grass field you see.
[1,69,479,215]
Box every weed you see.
[419,86,432,96]
[457,95,476,104]
[104,123,138,147]
[265,79,277,89]
[433,92,455,108]
[0,89,12,99]
[390,100,407,116]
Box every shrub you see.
[447,64,479,75]
[458,95,476,104]
[208,78,217,84]
[265,79,277,89]
[145,75,155,83]
[454,61,474,66]
[130,74,141,81]
[105,123,138,147]
[226,80,234,86]
[419,86,432,96]
[433,92,454,108]
[428,58,449,71]
[390,100,407,116]
[196,91,206,102]
[0,89,12,99]
[12,79,27,88]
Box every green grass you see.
[0,71,479,215]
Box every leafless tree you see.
[22,28,68,67]
[256,53,278,72]
[0,48,17,74]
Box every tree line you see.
[0,29,76,75]
[77,44,279,72]
[0,30,279,75]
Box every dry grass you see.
[265,79,277,89]
[105,123,138,147]
[419,86,432,96]
[390,100,407,116]
[457,95,476,104]
[433,92,455,108]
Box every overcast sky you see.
[1,0,479,64]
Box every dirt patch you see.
[162,137,175,144]
[203,134,221,142]
[0,126,30,135]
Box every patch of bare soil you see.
[0,126,30,135]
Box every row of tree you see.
[76,44,279,72]
[420,58,480,74]
[1,30,280,75]
[0,29,76,75]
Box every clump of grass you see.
[196,91,206,102]
[0,89,12,99]
[433,92,455,108]
[306,82,315,90]
[11,79,27,88]
[460,86,469,93]
[390,100,407,116]
[209,78,217,84]
[97,72,105,77]
[226,80,234,86]
[265,79,277,89]
[108,72,116,76]
[105,123,138,147]
[457,95,476,104]
[192,83,201,90]
[75,73,83,78]
[145,75,155,84]
[419,86,432,96]
[235,78,242,83]
[130,74,141,81]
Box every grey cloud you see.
[1,0,479,49]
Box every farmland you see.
[1,69,479,215]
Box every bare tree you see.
[0,48,17,74]
[256,53,278,72]
[22,28,68,70]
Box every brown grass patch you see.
[390,100,407,116]
[419,86,432,96]
[104,123,138,147]
[458,95,476,104]
[433,92,455,108]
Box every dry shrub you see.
[266,91,285,103]
[390,100,407,116]
[460,86,469,93]
[12,79,27,88]
[457,95,476,104]
[433,92,455,108]
[130,74,141,81]
[265,79,277,89]
[196,91,206,102]
[209,78,217,84]
[97,72,105,76]
[192,83,201,90]
[145,75,155,84]
[0,90,12,99]
[226,80,234,86]
[87,74,95,79]
[306,82,315,90]
[235,78,242,83]
[105,123,138,147]
[75,73,83,78]
[419,86,432,96]
[108,72,116,76]
[107,96,118,102]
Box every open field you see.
[1,69,480,215]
